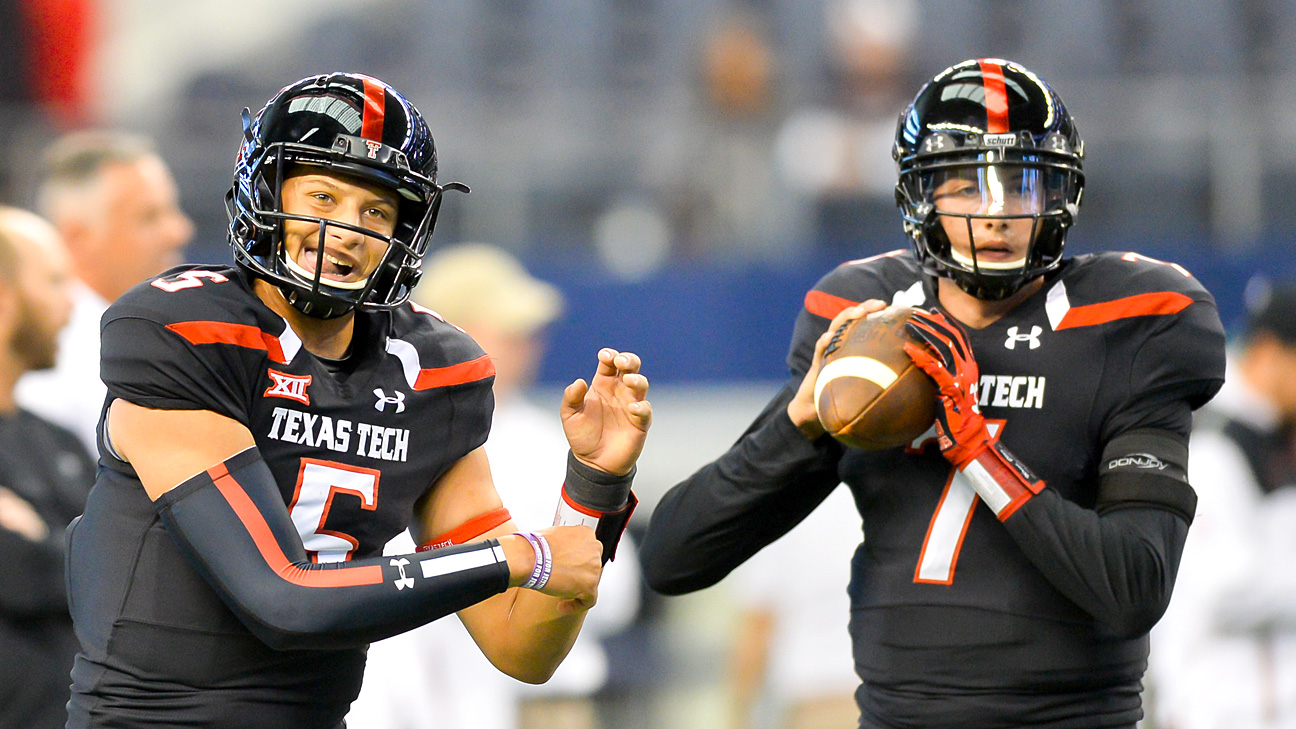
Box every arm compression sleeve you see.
[1000,429,1195,639]
[639,381,844,595]
[155,447,510,650]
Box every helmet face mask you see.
[226,73,467,319]
[893,59,1084,301]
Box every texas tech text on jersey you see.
[67,265,496,726]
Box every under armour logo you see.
[391,558,415,590]
[1044,132,1071,153]
[265,370,312,405]
[922,135,947,153]
[1004,325,1042,350]
[374,388,406,413]
[364,140,382,159]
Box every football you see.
[813,306,938,450]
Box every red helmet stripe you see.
[360,77,386,141]
[978,59,1010,133]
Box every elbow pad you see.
[1096,429,1196,523]
[554,451,637,564]
[155,448,510,650]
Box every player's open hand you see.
[787,299,886,439]
[561,348,652,476]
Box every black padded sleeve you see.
[639,381,844,595]
[1102,293,1226,443]
[100,315,252,423]
[1000,428,1195,639]
[155,447,510,650]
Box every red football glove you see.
[902,310,990,468]
[903,309,1044,520]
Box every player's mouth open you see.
[287,247,369,288]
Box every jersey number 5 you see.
[151,270,230,292]
[287,458,381,563]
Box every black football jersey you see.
[640,249,1225,729]
[793,250,1223,727]
[66,265,495,728]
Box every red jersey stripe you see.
[166,321,287,364]
[805,290,860,320]
[207,462,384,588]
[1055,291,1194,330]
[360,76,386,141]
[979,59,1010,134]
[413,354,496,391]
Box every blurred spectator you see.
[15,130,193,455]
[773,0,917,253]
[668,7,795,261]
[727,484,860,729]
[1146,280,1296,729]
[349,243,641,729]
[0,206,96,729]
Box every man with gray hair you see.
[15,130,193,454]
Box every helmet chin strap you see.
[282,287,355,319]
[952,273,1023,302]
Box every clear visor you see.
[927,164,1058,216]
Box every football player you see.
[640,58,1225,728]
[65,73,649,729]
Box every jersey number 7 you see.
[913,420,1004,584]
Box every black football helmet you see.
[893,59,1084,300]
[226,72,468,318]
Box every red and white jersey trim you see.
[1046,280,1193,332]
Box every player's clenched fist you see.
[532,525,603,613]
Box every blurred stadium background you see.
[3,1,1294,727]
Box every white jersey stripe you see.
[420,544,506,579]
[1045,281,1070,331]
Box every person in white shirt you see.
[727,484,861,729]
[1147,281,1296,729]
[348,243,640,729]
[15,131,193,455]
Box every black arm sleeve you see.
[639,381,844,595]
[1000,428,1195,639]
[155,447,510,651]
